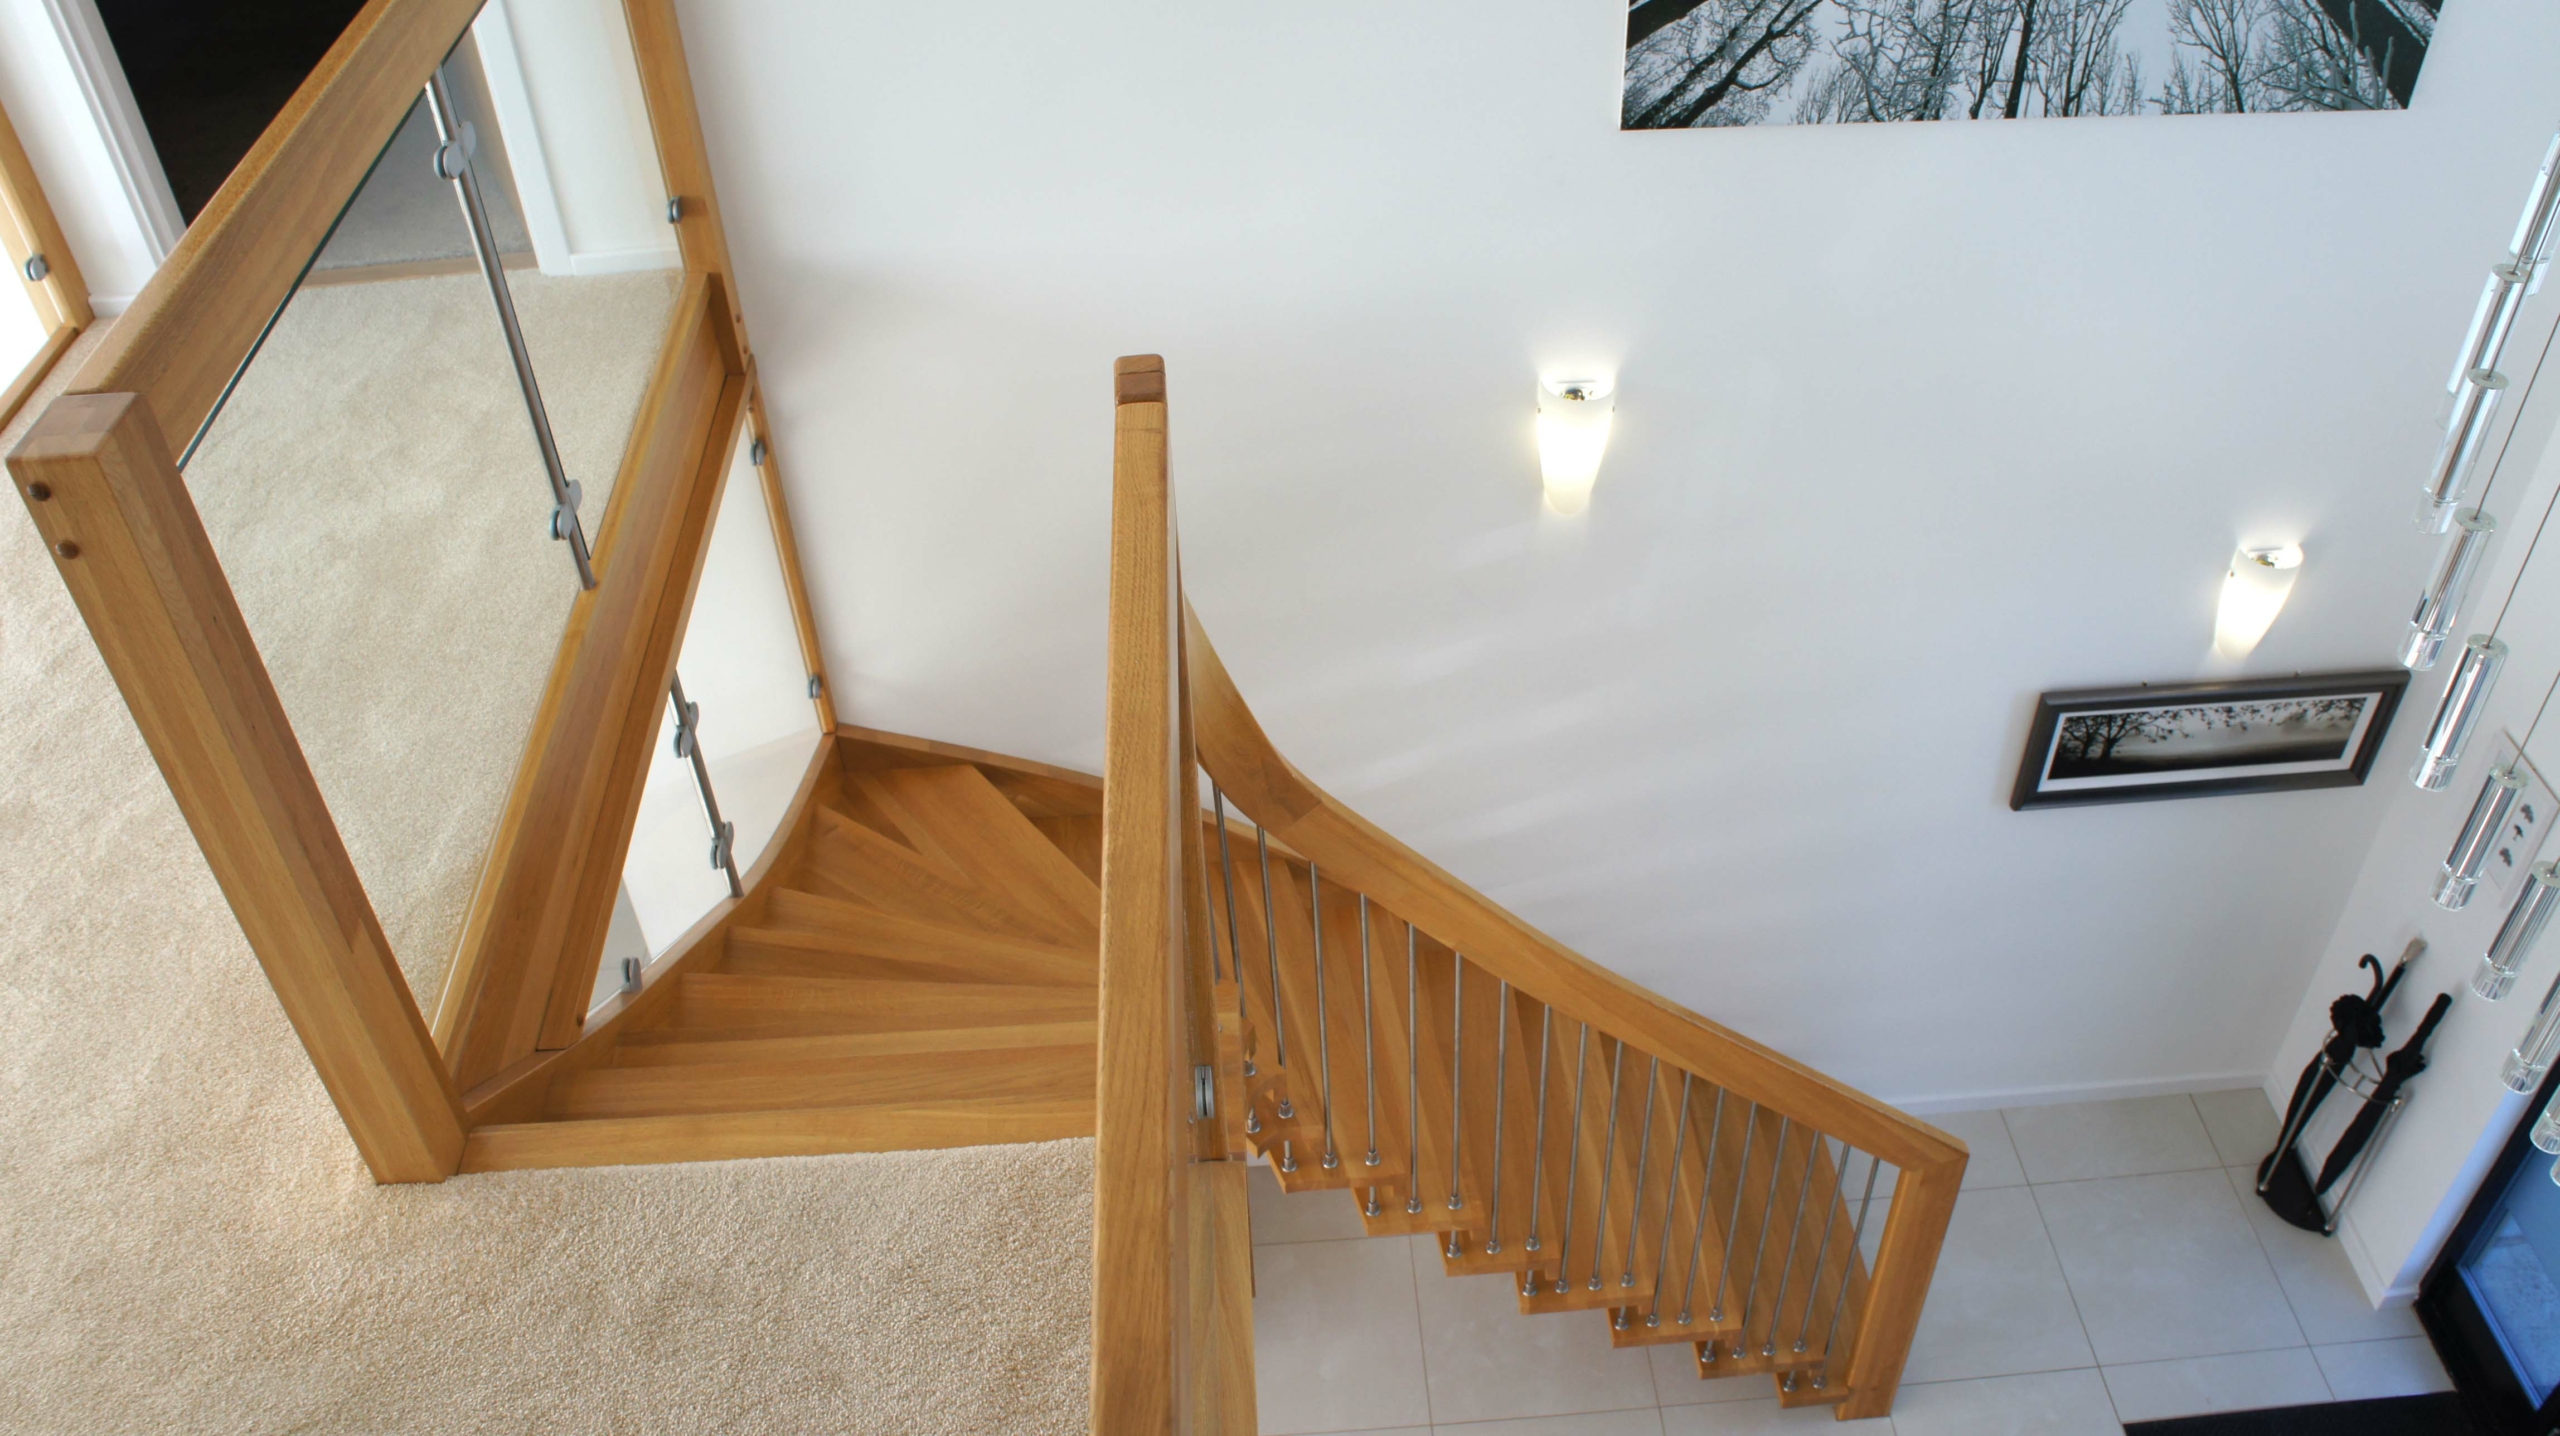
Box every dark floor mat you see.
[2124,1392,2476,1435]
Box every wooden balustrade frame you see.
[0,94,93,430]
[6,0,833,1177]
[1180,550,1966,1419]
[1093,355,1255,1434]
[432,275,747,1081]
[8,393,467,1182]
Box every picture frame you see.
[2010,670,2411,811]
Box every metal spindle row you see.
[1200,781,1895,1386]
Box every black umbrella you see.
[2259,952,2406,1187]
[2313,992,2453,1196]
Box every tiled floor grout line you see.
[2008,1106,2124,1431]
[2206,1116,2336,1406]
[1407,1233,1437,1429]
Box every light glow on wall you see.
[1536,378,1614,515]
[2214,544,2304,658]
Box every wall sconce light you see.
[1536,378,1614,515]
[2213,544,2304,658]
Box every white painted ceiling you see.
[678,0,2560,1105]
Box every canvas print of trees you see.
[1622,0,2439,128]
[2044,696,2369,781]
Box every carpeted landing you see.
[0,318,1095,1433]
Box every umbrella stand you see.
[2256,1044,2415,1235]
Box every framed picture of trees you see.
[2010,670,2410,809]
[1624,0,2440,129]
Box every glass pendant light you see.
[2502,966,2560,1091]
[2446,266,2532,417]
[2437,761,2529,909]
[2510,131,2560,286]
[2404,510,2499,670]
[2448,264,2529,396]
[2534,1090,2560,1154]
[2414,635,2509,790]
[2476,861,2560,1000]
[2420,371,2510,534]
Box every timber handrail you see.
[1139,354,1963,1419]
[6,0,827,1180]
[1184,608,1964,1177]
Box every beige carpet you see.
[184,266,675,1008]
[0,328,1095,1433]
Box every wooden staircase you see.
[1089,353,1967,1431]
[460,746,1111,1169]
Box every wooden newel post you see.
[8,393,466,1183]
[1092,356,1256,1434]
[1093,355,1186,1432]
[1838,1154,1964,1419]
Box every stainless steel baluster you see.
[1212,788,1251,1076]
[1644,1073,1693,1327]
[666,674,742,899]
[1793,1140,1848,1355]
[1553,1023,1591,1295]
[1762,1125,1824,1356]
[1813,1155,1884,1391]
[1281,1138,1296,1173]
[1703,1100,1760,1356]
[1405,924,1423,1215]
[1256,823,1291,1119]
[1446,958,1466,1212]
[1198,812,1223,984]
[1361,895,1379,1171]
[1676,1086,1727,1327]
[1735,1115,1794,1353]
[1310,863,1338,1170]
[422,68,595,590]
[1523,1008,1555,1258]
[1486,980,1510,1254]
[1620,1057,1661,1289]
[1586,1040,1626,1292]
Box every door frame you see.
[2416,1055,2560,1434]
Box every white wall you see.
[2271,417,2560,1307]
[0,0,165,311]
[675,0,2560,1107]
[473,0,679,277]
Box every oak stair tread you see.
[482,757,1105,1171]
[547,1040,1095,1119]
[462,1095,1096,1172]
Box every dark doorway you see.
[92,0,371,221]
[2416,1058,2560,1434]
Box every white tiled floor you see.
[1251,1089,2454,1434]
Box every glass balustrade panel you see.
[458,0,681,476]
[174,15,657,1013]
[670,417,824,878]
[595,699,733,1013]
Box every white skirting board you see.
[1888,1069,2271,1117]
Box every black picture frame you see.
[2010,669,2410,811]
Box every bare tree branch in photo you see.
[1628,0,1716,48]
[2000,0,2040,116]
[2161,0,2269,113]
[2106,50,2148,115]
[2054,709,2175,766]
[2308,0,2430,106]
[2031,0,2135,117]
[1623,0,1827,128]
[2259,1,2394,108]
[1796,0,1984,123]
[1960,0,2022,117]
